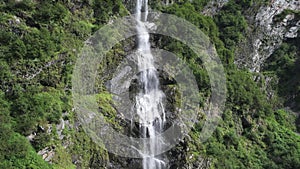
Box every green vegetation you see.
[0,91,52,168]
[263,38,300,132]
[264,38,300,111]
[273,9,300,23]
[0,0,299,169]
[0,0,126,168]
[159,1,300,168]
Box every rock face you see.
[235,0,300,72]
[202,0,229,16]
[38,147,55,162]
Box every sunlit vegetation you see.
[0,0,299,168]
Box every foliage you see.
[0,91,52,168]
[159,1,300,169]
[215,1,248,51]
[0,0,299,169]
[264,39,300,111]
[0,0,129,168]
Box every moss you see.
[69,129,109,168]
[96,92,123,131]
[52,146,76,169]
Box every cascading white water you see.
[134,0,166,168]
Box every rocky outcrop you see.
[38,147,55,162]
[202,0,229,16]
[236,0,300,72]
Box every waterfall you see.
[134,0,166,168]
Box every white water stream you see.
[134,0,166,168]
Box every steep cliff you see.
[0,0,299,169]
[235,0,300,72]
